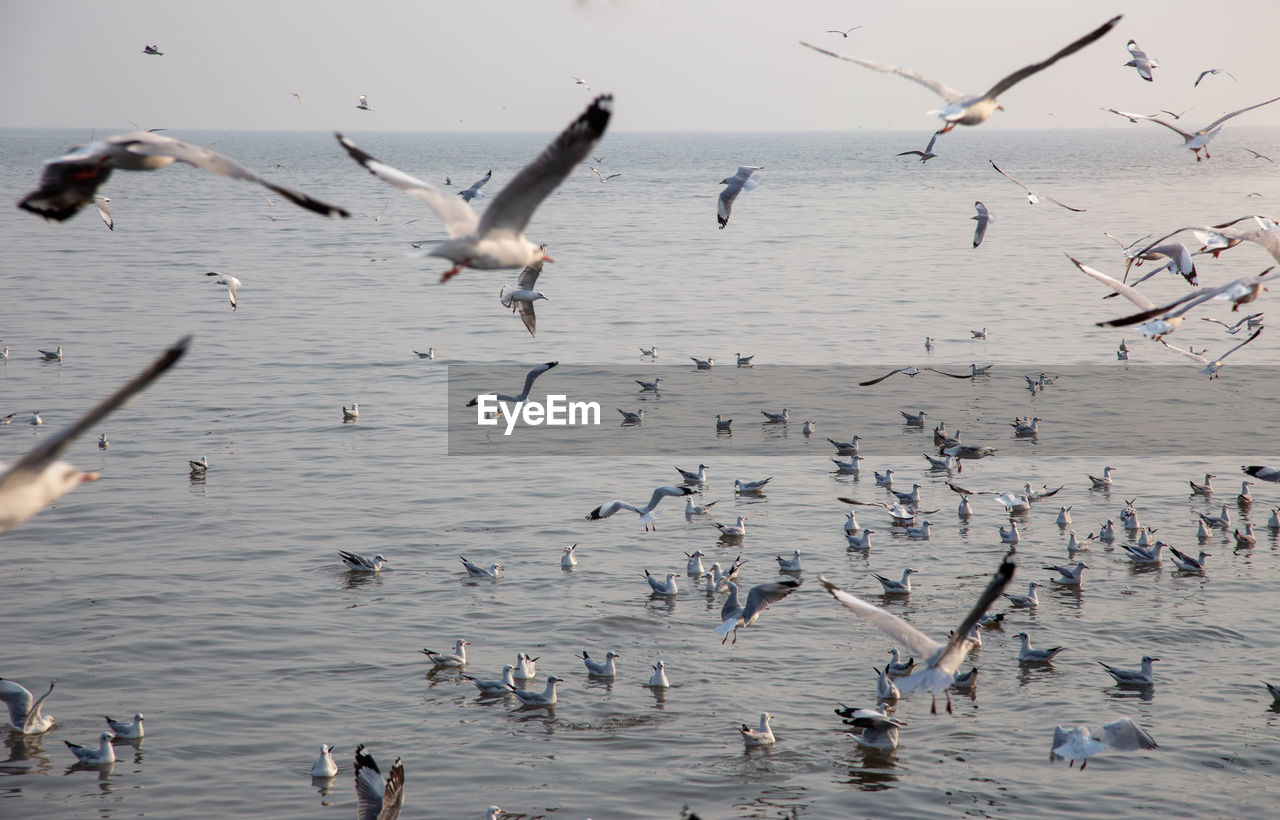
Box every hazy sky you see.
[3,0,1279,133]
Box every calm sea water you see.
[2,126,1280,819]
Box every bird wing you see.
[96,197,113,229]
[1101,107,1157,123]
[1158,339,1208,365]
[516,259,544,290]
[1144,117,1194,141]
[980,15,1121,101]
[516,361,558,400]
[741,579,802,626]
[119,132,349,218]
[646,484,694,511]
[818,577,943,658]
[919,552,1016,677]
[587,501,640,520]
[0,337,189,513]
[1099,718,1158,751]
[920,367,975,379]
[515,300,537,336]
[477,95,612,236]
[336,134,478,238]
[799,42,964,103]
[1201,96,1280,134]
[1065,254,1155,310]
[0,680,36,729]
[923,132,939,154]
[989,160,1031,193]
[1218,328,1264,362]
[973,201,990,247]
[858,367,908,386]
[354,748,387,820]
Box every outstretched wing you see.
[516,259,544,290]
[818,577,943,658]
[980,16,1122,101]
[1099,718,1158,751]
[337,134,478,237]
[1201,96,1280,134]
[799,42,964,102]
[1065,254,1155,311]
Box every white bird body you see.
[1144,97,1280,161]
[1045,561,1088,586]
[459,556,503,578]
[1003,581,1041,608]
[828,435,862,455]
[734,476,772,493]
[1169,546,1210,572]
[761,408,790,423]
[512,653,538,681]
[832,456,863,473]
[0,678,57,734]
[1056,506,1072,525]
[685,499,718,516]
[1122,39,1159,81]
[844,511,860,533]
[104,712,144,739]
[337,96,611,281]
[776,550,802,572]
[1099,656,1158,685]
[1051,718,1157,768]
[873,567,917,595]
[353,746,405,820]
[499,257,549,336]
[875,666,900,700]
[206,272,241,310]
[676,464,709,483]
[561,544,578,568]
[740,712,775,746]
[508,675,561,707]
[1015,631,1064,662]
[718,166,763,229]
[343,403,359,421]
[691,356,715,369]
[64,731,116,765]
[645,570,681,595]
[587,484,694,531]
[846,528,875,550]
[648,661,670,688]
[339,550,387,572]
[1088,466,1116,488]
[581,650,620,677]
[463,665,516,695]
[715,516,748,537]
[312,744,338,777]
[716,579,801,643]
[421,639,469,667]
[999,521,1020,544]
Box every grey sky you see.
[3,0,1279,133]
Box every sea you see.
[2,125,1279,819]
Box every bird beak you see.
[542,253,555,262]
[82,472,101,483]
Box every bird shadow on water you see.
[1104,684,1155,703]
[2,733,53,773]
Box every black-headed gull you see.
[570,75,592,91]
[38,346,62,360]
[337,95,612,282]
[617,408,645,424]
[644,569,681,595]
[457,170,491,203]
[971,202,993,247]
[896,132,939,163]
[581,650,620,677]
[636,377,663,392]
[189,455,209,474]
[1142,97,1280,161]
[1122,39,1158,81]
[826,26,862,38]
[734,476,772,493]
[840,704,907,750]
[465,361,558,406]
[356,95,373,111]
[819,551,1015,713]
[420,639,469,667]
[1194,67,1236,87]
[560,544,578,569]
[499,257,548,336]
[312,744,338,777]
[1003,581,1041,608]
[353,745,405,820]
[339,550,386,572]
[507,675,561,707]
[717,166,762,229]
[1244,465,1280,483]
[800,16,1121,133]
[0,337,188,534]
[1099,656,1158,686]
[989,160,1084,211]
[463,665,516,695]
[587,484,693,531]
[685,498,718,516]
[95,195,113,230]
[874,568,916,594]
[690,356,715,369]
[1045,561,1088,586]
[590,166,622,183]
[760,408,789,423]
[459,556,503,578]
[740,712,775,746]
[715,579,801,644]
[64,731,115,765]
[205,271,241,310]
[875,666,900,700]
[104,712,144,739]
[776,550,802,572]
[886,648,914,677]
[860,366,972,387]
[647,661,670,688]
[1159,329,1262,380]
[675,464,708,483]
[0,678,57,734]
[142,44,163,55]
[414,348,437,359]
[715,414,732,431]
[19,132,349,222]
[1051,719,1157,769]
[1015,631,1064,662]
[1168,546,1210,572]
[97,434,109,449]
[342,403,359,421]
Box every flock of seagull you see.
[5,15,1280,819]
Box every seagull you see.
[457,170,492,203]
[675,464,708,484]
[761,408,790,423]
[1067,531,1095,552]
[776,550,802,572]
[873,568,917,595]
[828,435,862,455]
[560,544,578,569]
[1203,314,1264,334]
[802,419,816,436]
[1239,481,1255,505]
[648,661,670,688]
[874,469,894,487]
[97,433,109,450]
[38,346,62,360]
[1244,465,1280,483]
[465,361,558,406]
[414,348,437,359]
[900,410,928,425]
[838,704,907,750]
[0,337,188,533]
[1011,417,1040,436]
[570,75,592,91]
[957,496,974,516]
[1045,561,1088,586]
[820,551,1015,713]
[19,132,348,222]
[717,166,763,229]
[905,521,933,539]
[94,195,113,230]
[421,639,469,668]
[833,456,863,474]
[1141,97,1280,161]
[989,160,1084,211]
[1101,107,1159,124]
[715,516,748,537]
[353,745,405,820]
[896,132,939,163]
[971,328,989,339]
[462,663,518,696]
[875,666,901,700]
[1099,656,1158,686]
[826,26,862,37]
[204,271,241,310]
[1243,148,1274,162]
[685,499,718,516]
[1190,473,1215,495]
[1234,523,1257,549]
[1168,546,1210,572]
[336,95,612,282]
[971,202,993,247]
[1057,506,1072,525]
[734,476,772,493]
[999,521,1020,544]
[189,455,208,474]
[640,345,658,356]
[716,579,801,644]
[800,17,1121,133]
[859,366,974,387]
[886,648,915,677]
[684,550,707,578]
[343,403,360,421]
[64,732,116,765]
[507,675,562,707]
[498,257,549,336]
[644,570,681,595]
[338,550,387,573]
[1160,329,1263,380]
[714,414,733,432]
[104,712,144,739]
[289,92,303,104]
[1264,681,1280,702]
[1088,466,1116,488]
[581,650,620,677]
[892,483,923,506]
[690,356,715,369]
[0,678,56,734]
[846,528,876,550]
[587,485,693,531]
[590,166,622,183]
[356,95,374,111]
[1120,540,1164,564]
[1003,582,1042,608]
[1194,68,1236,87]
[617,408,645,424]
[1050,719,1157,769]
[312,744,338,777]
[459,556,503,578]
[1015,632,1064,662]
[1122,39,1159,81]
[740,712,775,746]
[512,653,539,681]
[29,411,42,427]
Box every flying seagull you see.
[590,166,622,182]
[464,361,558,406]
[1051,718,1157,769]
[1193,68,1235,87]
[142,44,164,55]
[0,337,189,533]
[859,366,974,387]
[586,485,695,531]
[1122,39,1158,82]
[570,76,592,91]
[972,201,993,247]
[826,26,862,38]
[718,166,763,229]
[356,95,374,111]
[19,132,349,222]
[457,170,492,203]
[799,16,1121,133]
[896,132,939,163]
[715,579,802,644]
[1159,328,1263,380]
[95,196,113,230]
[1141,97,1280,161]
[499,255,549,336]
[989,160,1084,211]
[205,272,241,310]
[337,95,612,282]
[818,550,1015,713]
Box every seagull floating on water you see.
[507,675,561,707]
[104,712,144,739]
[581,650,620,677]
[648,661,670,688]
[1099,656,1158,686]
[1168,546,1210,571]
[343,403,359,421]
[462,666,516,695]
[1045,561,1088,586]
[734,476,772,494]
[740,712,775,746]
[459,556,503,578]
[1003,582,1041,608]
[874,567,917,595]
[39,347,62,360]
[421,639,469,668]
[65,732,116,765]
[1015,631,1064,662]
[886,648,915,677]
[311,744,338,777]
[690,356,715,369]
[715,515,748,537]
[645,569,681,595]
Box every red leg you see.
[440,258,471,283]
